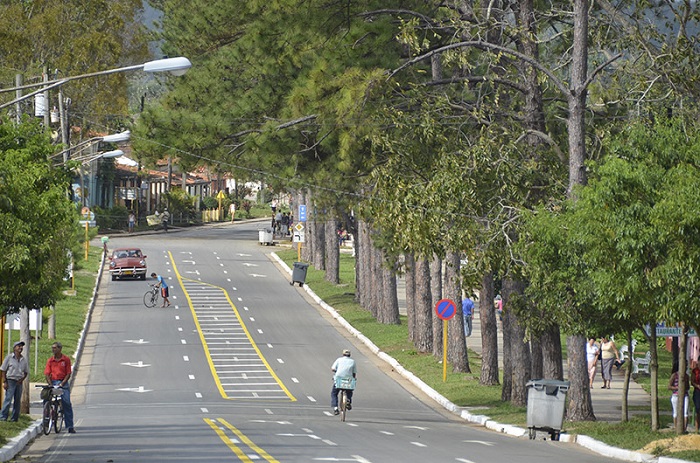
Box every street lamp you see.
[51,130,131,164]
[0,57,192,110]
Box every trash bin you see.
[258,228,274,245]
[290,262,309,287]
[526,379,570,440]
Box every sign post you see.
[297,205,307,261]
[434,298,457,382]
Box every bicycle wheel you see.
[54,401,64,433]
[42,401,53,435]
[143,290,157,308]
[339,390,347,422]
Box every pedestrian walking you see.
[462,297,474,338]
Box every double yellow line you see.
[168,251,295,401]
[204,418,279,462]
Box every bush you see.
[93,205,129,230]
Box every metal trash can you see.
[290,262,309,287]
[526,379,570,440]
[258,228,274,245]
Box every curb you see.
[271,252,667,463]
[0,420,42,462]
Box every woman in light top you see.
[586,338,600,388]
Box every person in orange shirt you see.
[44,342,75,433]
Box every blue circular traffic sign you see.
[435,298,457,321]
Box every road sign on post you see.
[435,298,457,382]
[299,204,307,222]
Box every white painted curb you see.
[0,420,42,462]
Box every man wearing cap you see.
[44,341,75,433]
[0,341,29,421]
[330,349,357,415]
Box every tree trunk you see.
[445,251,469,373]
[414,257,433,353]
[368,238,381,319]
[404,253,416,343]
[430,255,443,359]
[501,300,513,402]
[479,271,499,385]
[621,331,633,422]
[378,255,400,325]
[541,324,564,380]
[20,308,30,413]
[324,217,339,284]
[503,278,530,406]
[566,334,596,421]
[49,305,56,339]
[312,213,325,271]
[677,328,689,434]
[649,326,659,430]
[530,336,543,381]
[357,220,370,308]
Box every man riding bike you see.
[331,349,356,415]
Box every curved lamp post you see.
[0,57,192,110]
[51,130,131,164]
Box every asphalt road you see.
[16,221,609,463]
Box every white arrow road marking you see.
[182,260,196,264]
[237,253,252,257]
[242,263,259,267]
[249,273,267,278]
[404,426,428,430]
[124,339,149,344]
[411,442,427,447]
[116,386,152,393]
[120,361,151,368]
[185,270,200,275]
[456,459,477,463]
[462,440,495,446]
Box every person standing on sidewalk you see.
[600,336,619,389]
[0,341,28,422]
[462,297,474,338]
[44,342,75,433]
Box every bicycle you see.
[36,385,64,435]
[143,284,160,308]
[335,377,356,422]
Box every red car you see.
[109,248,147,280]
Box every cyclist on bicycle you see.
[331,349,356,415]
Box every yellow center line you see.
[218,418,280,463]
[168,251,296,401]
[203,418,254,462]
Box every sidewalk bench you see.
[633,351,651,375]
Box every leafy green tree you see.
[0,0,150,129]
[0,117,78,313]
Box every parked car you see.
[109,248,147,280]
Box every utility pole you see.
[14,74,22,123]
